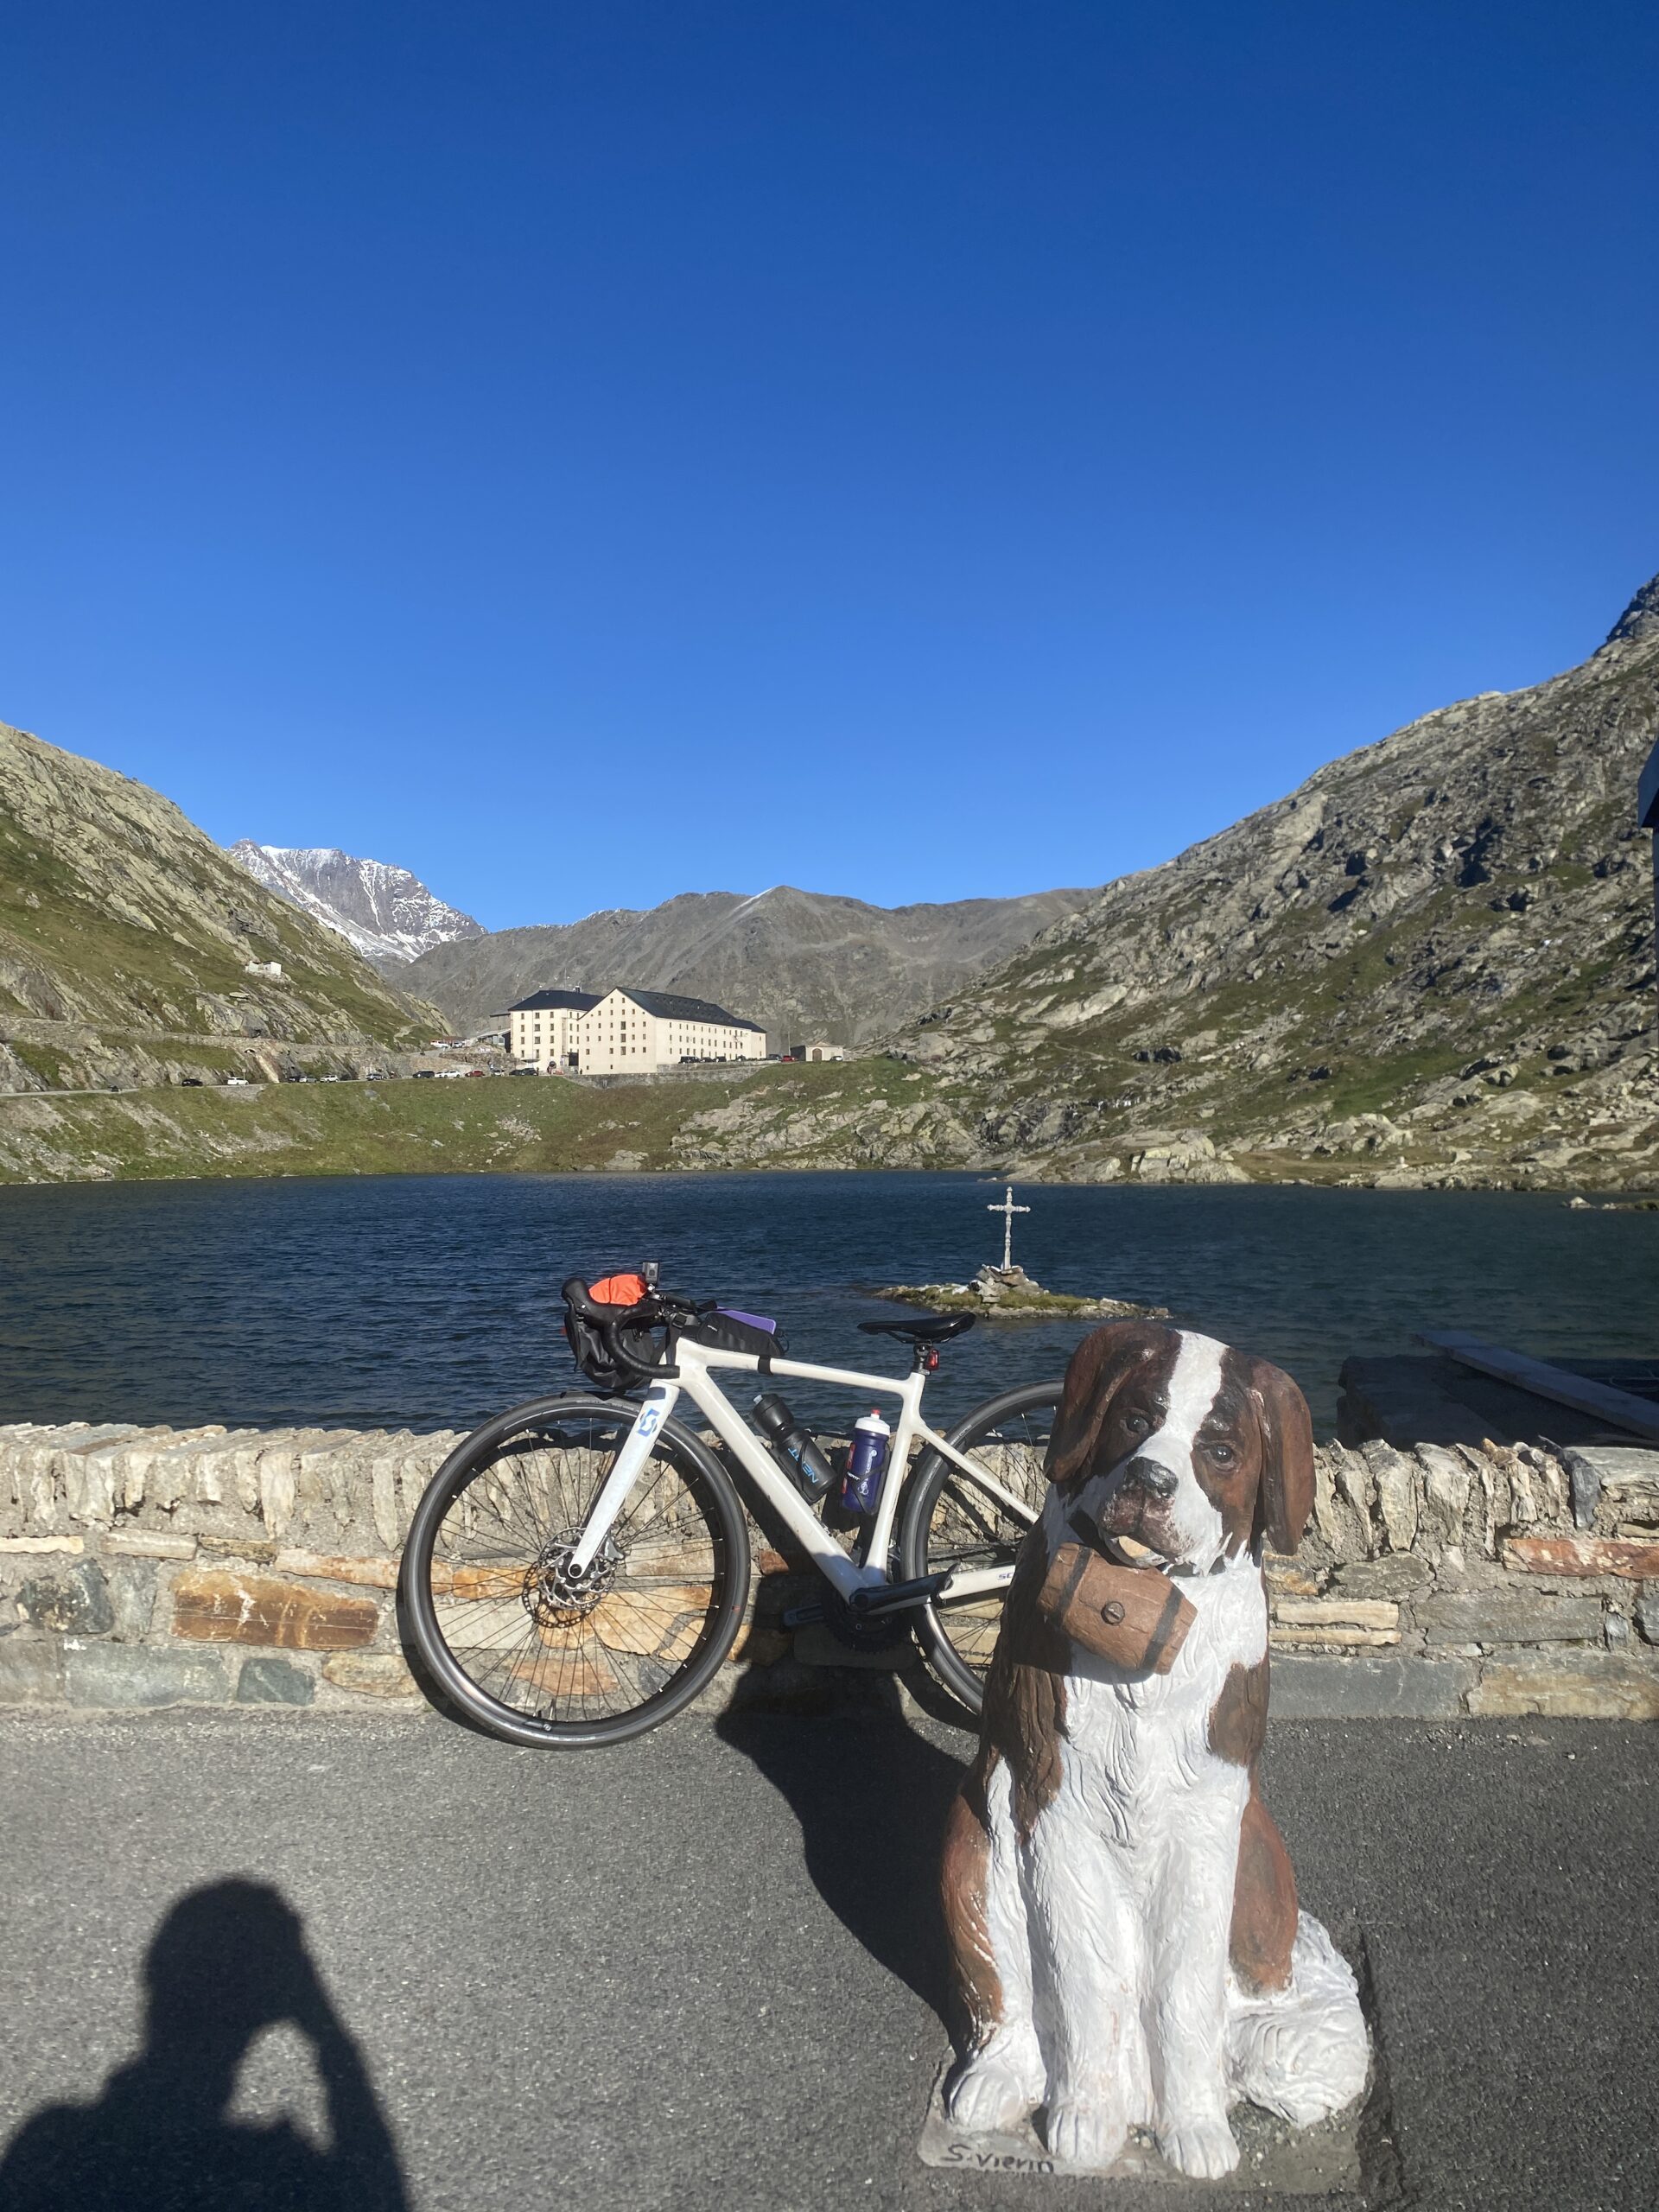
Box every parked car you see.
[413,1070,437,1079]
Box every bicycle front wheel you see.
[897,1378,1063,1717]
[398,1393,750,1748]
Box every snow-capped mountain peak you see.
[227,842,484,967]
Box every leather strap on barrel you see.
[1052,1544,1095,1620]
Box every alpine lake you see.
[0,1171,1654,1440]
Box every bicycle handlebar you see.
[562,1276,704,1386]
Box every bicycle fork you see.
[566,1382,680,1576]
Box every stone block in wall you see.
[105,1531,195,1560]
[1558,1446,1659,1535]
[0,1534,85,1554]
[1271,1626,1399,1649]
[1311,1446,1372,1561]
[321,1651,421,1699]
[171,1567,378,1650]
[1637,1591,1659,1646]
[1269,1654,1475,1719]
[65,1643,230,1707]
[1504,1535,1659,1580]
[252,1435,302,1541]
[237,1655,316,1705]
[1332,1554,1433,1599]
[198,1534,278,1563]
[1416,1592,1604,1646]
[272,1548,398,1590]
[17,1560,113,1636]
[1466,1652,1659,1719]
[0,1637,66,1702]
[1413,1446,1471,1565]
[1460,1446,1503,1559]
[1360,1441,1419,1552]
[1263,1553,1322,1597]
[107,1559,158,1642]
[1271,1598,1399,1649]
[367,1444,402,1550]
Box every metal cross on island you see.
[987,1184,1030,1272]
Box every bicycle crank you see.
[782,1571,952,1639]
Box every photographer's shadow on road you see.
[716,1677,968,2020]
[0,1878,409,2212]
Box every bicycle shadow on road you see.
[0,1878,410,2212]
[715,1679,969,2021]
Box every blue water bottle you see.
[840,1408,892,1516]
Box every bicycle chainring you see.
[818,1588,914,1654]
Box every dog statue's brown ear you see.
[1046,1323,1173,1484]
[1247,1356,1315,1554]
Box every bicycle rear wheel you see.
[896,1379,1062,1716]
[398,1394,749,1748]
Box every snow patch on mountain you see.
[228,842,485,967]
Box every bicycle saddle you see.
[856,1312,976,1343]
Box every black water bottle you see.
[752,1391,836,1500]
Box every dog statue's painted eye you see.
[1208,1441,1234,1462]
[1125,1413,1150,1435]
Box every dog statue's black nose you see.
[1123,1456,1178,1500]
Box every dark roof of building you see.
[508,988,601,1014]
[612,987,765,1033]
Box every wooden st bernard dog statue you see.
[940,1322,1368,2178]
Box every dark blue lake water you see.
[0,1173,1654,1437]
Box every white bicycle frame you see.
[567,1334,1041,1605]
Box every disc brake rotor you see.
[523,1536,620,1630]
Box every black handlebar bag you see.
[563,1307,668,1391]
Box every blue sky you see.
[2,2,1655,930]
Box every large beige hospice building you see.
[507,986,767,1074]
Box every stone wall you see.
[1263,1435,1659,1719]
[2,1420,1656,1719]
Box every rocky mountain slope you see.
[404,882,1093,1048]
[676,573,1659,1189]
[0,723,442,1092]
[228,842,484,969]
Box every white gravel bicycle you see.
[398,1267,1062,1747]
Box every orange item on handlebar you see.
[589,1272,651,1306]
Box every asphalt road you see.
[0,1703,1652,2212]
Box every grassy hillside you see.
[2,1049,1655,1192]
[0,1064,921,1183]
[846,573,1659,1191]
[0,719,443,1091]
